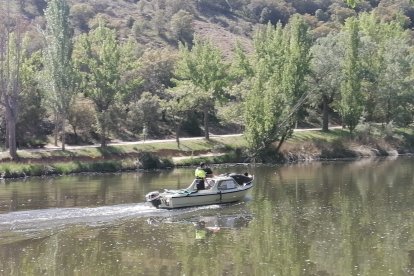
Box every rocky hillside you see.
[4,0,414,56]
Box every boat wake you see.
[0,202,229,244]
[0,203,164,240]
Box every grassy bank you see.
[0,136,247,178]
[0,128,413,178]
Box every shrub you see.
[136,152,173,169]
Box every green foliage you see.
[70,3,95,32]
[74,21,122,146]
[67,95,96,143]
[245,0,293,25]
[127,92,161,136]
[42,0,76,113]
[357,13,414,126]
[17,51,50,146]
[119,38,143,99]
[173,37,230,139]
[75,23,120,112]
[244,16,312,158]
[309,32,344,130]
[344,0,358,9]
[339,17,363,133]
[42,0,77,149]
[0,18,31,158]
[170,10,194,44]
[1,1,414,153]
[137,49,177,99]
[176,37,229,101]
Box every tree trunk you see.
[322,95,329,132]
[54,112,59,146]
[5,105,17,160]
[101,124,107,147]
[275,132,288,153]
[8,116,17,160]
[203,105,209,140]
[175,122,181,148]
[100,112,107,147]
[5,119,9,150]
[61,117,66,151]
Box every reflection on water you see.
[1,158,414,275]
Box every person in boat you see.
[195,162,207,190]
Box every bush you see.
[170,10,194,44]
[136,152,173,169]
[126,92,161,137]
[67,96,96,144]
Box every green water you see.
[0,157,414,275]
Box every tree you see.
[170,10,194,45]
[244,16,312,158]
[67,95,95,143]
[375,38,414,125]
[339,17,363,133]
[42,0,76,150]
[0,22,27,159]
[74,22,122,147]
[357,13,414,125]
[310,32,344,131]
[17,51,49,147]
[136,49,177,100]
[173,37,229,140]
[165,83,200,147]
[70,3,95,33]
[127,92,161,136]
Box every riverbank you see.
[0,128,413,178]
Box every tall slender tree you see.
[42,0,76,150]
[244,16,312,158]
[339,17,363,133]
[0,21,26,160]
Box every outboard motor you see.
[145,191,162,208]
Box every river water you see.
[0,157,414,275]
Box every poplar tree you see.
[244,16,312,158]
[42,0,76,150]
[244,22,285,156]
[0,26,26,159]
[339,17,363,133]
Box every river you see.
[0,157,414,275]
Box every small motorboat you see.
[145,173,254,209]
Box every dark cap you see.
[200,162,205,167]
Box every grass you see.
[0,128,412,178]
[290,129,351,143]
[9,137,246,162]
[0,160,139,178]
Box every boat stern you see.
[145,191,162,208]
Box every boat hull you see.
[157,184,253,209]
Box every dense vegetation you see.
[0,0,413,161]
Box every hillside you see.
[0,0,413,152]
[4,0,414,55]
